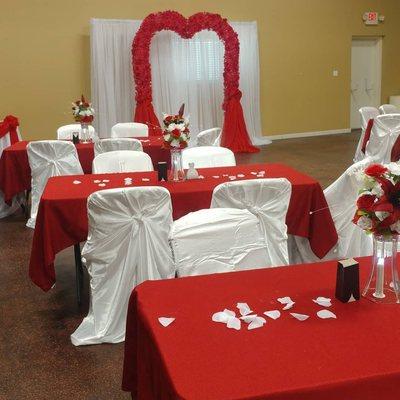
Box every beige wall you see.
[1,0,400,140]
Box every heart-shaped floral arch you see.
[132,11,258,153]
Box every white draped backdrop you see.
[90,18,270,145]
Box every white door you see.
[350,37,382,129]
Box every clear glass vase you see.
[363,234,400,304]
[80,123,91,143]
[169,148,185,182]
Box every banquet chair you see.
[71,186,174,345]
[169,208,270,277]
[111,123,148,138]
[365,114,400,163]
[92,150,153,173]
[196,128,222,147]
[94,138,143,156]
[379,104,399,114]
[181,146,236,169]
[0,118,23,218]
[26,140,83,229]
[211,178,292,267]
[354,107,379,163]
[291,157,375,264]
[57,124,97,140]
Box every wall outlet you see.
[333,70,339,77]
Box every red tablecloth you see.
[0,138,169,203]
[122,257,400,400]
[29,163,337,291]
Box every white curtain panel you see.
[90,18,269,145]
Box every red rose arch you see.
[132,11,259,153]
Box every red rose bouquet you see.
[353,162,400,235]
[72,95,95,124]
[162,104,190,149]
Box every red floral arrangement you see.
[353,163,400,235]
[162,104,190,150]
[72,95,94,124]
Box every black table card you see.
[335,258,360,303]
[157,162,168,181]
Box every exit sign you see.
[364,11,379,25]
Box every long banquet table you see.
[0,138,168,203]
[29,163,338,291]
[122,256,400,400]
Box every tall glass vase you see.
[169,148,185,182]
[80,123,91,143]
[363,234,400,304]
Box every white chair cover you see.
[379,104,399,114]
[181,146,236,169]
[292,158,375,263]
[71,186,174,346]
[169,208,270,277]
[354,107,379,163]
[111,123,148,138]
[196,128,222,146]
[365,114,400,163]
[27,141,83,228]
[92,150,153,173]
[0,129,23,218]
[57,124,97,140]
[211,178,292,266]
[94,138,143,156]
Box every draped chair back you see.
[211,178,292,266]
[354,107,380,163]
[111,123,148,138]
[27,140,83,228]
[92,150,153,173]
[94,138,143,156]
[181,146,235,169]
[196,128,222,147]
[57,124,97,140]
[366,114,400,163]
[169,208,269,277]
[71,186,174,345]
[379,104,399,114]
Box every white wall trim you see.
[264,128,351,141]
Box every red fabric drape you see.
[361,118,374,154]
[221,91,259,153]
[0,115,19,144]
[134,101,162,136]
[391,136,400,161]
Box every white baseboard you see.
[264,128,351,141]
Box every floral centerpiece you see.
[162,105,190,150]
[353,163,400,235]
[72,95,95,143]
[162,104,189,181]
[72,95,95,124]
[353,162,400,304]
